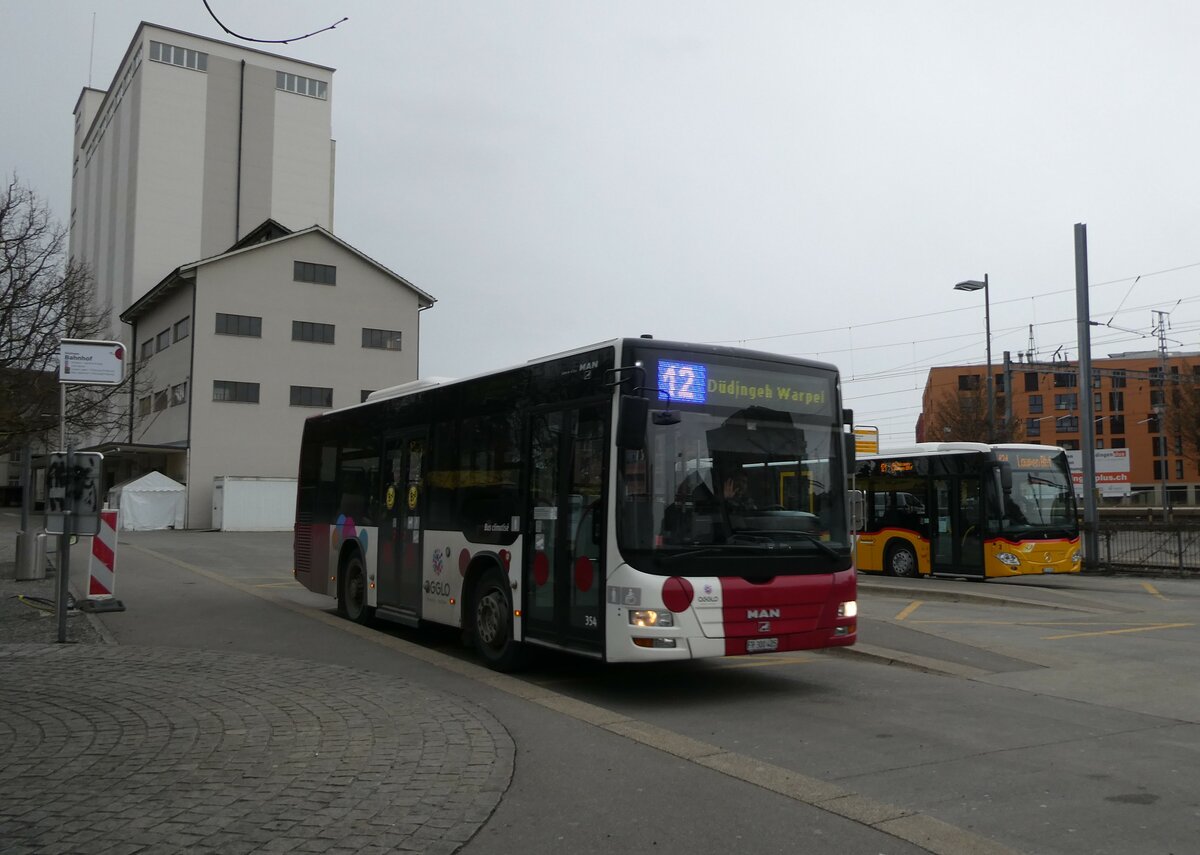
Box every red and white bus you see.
[293,337,857,669]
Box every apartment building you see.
[918,352,1200,506]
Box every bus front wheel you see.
[885,542,918,578]
[471,567,524,671]
[339,553,373,625]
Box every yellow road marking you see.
[1141,581,1167,600]
[894,601,922,621]
[1043,622,1192,640]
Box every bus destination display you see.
[656,359,832,415]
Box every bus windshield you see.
[998,464,1077,533]
[616,358,851,576]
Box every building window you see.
[994,373,1005,392]
[1094,417,1103,435]
[957,374,980,391]
[1056,416,1078,433]
[290,385,333,408]
[156,329,171,352]
[1094,391,1102,411]
[137,396,152,417]
[1059,439,1080,451]
[1109,391,1124,411]
[1028,394,1043,414]
[1111,437,1126,449]
[362,328,403,350]
[214,380,260,403]
[174,316,190,342]
[141,338,153,361]
[1153,460,1164,480]
[276,71,328,99]
[1149,367,1164,387]
[171,382,188,406]
[1145,413,1160,433]
[1054,393,1077,411]
[149,41,208,72]
[294,261,336,285]
[292,321,336,344]
[1149,389,1165,407]
[1177,460,1186,480]
[1096,439,1105,449]
[1110,370,1126,388]
[1152,437,1167,457]
[1026,418,1041,438]
[1024,372,1039,392]
[153,389,168,412]
[1054,371,1078,388]
[215,313,262,337]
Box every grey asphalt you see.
[1,512,1030,855]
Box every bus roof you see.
[313,337,841,415]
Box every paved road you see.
[5,517,1199,854]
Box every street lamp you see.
[954,275,993,444]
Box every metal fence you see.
[1089,519,1200,575]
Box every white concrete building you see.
[119,221,434,529]
[54,23,435,528]
[70,22,336,340]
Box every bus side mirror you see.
[849,489,865,532]
[844,431,856,470]
[616,395,649,450]
[999,462,1013,492]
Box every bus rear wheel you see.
[471,567,524,671]
[339,553,373,624]
[885,542,918,578]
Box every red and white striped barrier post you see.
[79,509,125,613]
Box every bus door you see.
[524,402,607,655]
[931,476,984,578]
[379,430,427,614]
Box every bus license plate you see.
[1043,567,1054,573]
[747,638,779,653]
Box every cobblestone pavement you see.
[0,528,515,855]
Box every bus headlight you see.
[1071,551,1081,563]
[996,552,1021,566]
[629,609,673,628]
[837,601,857,618]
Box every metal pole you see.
[984,274,994,444]
[1074,224,1100,571]
[56,447,73,643]
[1003,350,1013,441]
[15,444,38,580]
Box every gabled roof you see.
[121,222,436,322]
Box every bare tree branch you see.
[0,174,149,454]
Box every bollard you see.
[15,529,44,580]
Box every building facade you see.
[70,22,336,342]
[919,352,1200,507]
[120,223,434,528]
[48,22,435,528]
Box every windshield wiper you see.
[657,532,840,562]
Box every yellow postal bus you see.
[853,443,1081,580]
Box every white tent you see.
[107,471,186,530]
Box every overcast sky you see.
[6,1,1200,445]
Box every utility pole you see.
[1153,310,1171,523]
[1074,224,1100,571]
